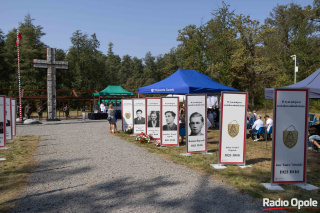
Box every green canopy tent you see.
[94,85,136,97]
[93,86,136,113]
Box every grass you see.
[0,136,39,213]
[117,109,320,213]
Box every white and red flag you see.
[15,31,22,47]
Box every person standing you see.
[63,105,70,120]
[25,104,32,119]
[107,104,116,134]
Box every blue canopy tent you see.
[138,68,239,94]
[265,68,320,99]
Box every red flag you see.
[15,32,22,47]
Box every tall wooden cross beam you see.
[33,48,68,121]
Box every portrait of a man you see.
[147,111,159,128]
[189,112,204,136]
[162,111,177,131]
[134,109,145,124]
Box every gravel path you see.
[11,119,271,212]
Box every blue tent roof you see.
[265,68,320,99]
[138,68,239,94]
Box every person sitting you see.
[249,115,264,141]
[309,135,320,151]
[265,115,273,140]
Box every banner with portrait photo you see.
[146,98,161,139]
[5,97,12,141]
[133,98,147,135]
[161,97,179,146]
[272,88,308,183]
[0,96,6,147]
[11,99,16,136]
[219,92,248,164]
[122,99,133,131]
[186,95,207,153]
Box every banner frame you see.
[0,95,6,147]
[271,88,309,184]
[219,92,248,165]
[121,99,133,131]
[11,98,17,136]
[132,98,147,135]
[160,97,179,146]
[186,94,207,153]
[5,97,12,141]
[146,97,161,139]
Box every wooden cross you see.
[33,48,68,120]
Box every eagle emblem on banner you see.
[283,125,298,149]
[125,112,131,119]
[228,120,239,138]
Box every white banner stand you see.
[180,153,192,156]
[261,183,284,191]
[201,151,212,155]
[212,92,249,169]
[294,183,319,191]
[262,88,318,191]
[210,164,227,169]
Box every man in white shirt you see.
[249,115,264,141]
[265,115,273,140]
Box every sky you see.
[0,0,313,59]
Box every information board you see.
[186,95,207,153]
[5,97,12,140]
[0,96,6,147]
[122,99,133,131]
[219,92,248,164]
[272,88,308,183]
[161,97,179,146]
[133,99,147,134]
[146,98,161,139]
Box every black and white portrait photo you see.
[134,109,146,125]
[147,111,160,128]
[189,112,204,136]
[162,111,177,131]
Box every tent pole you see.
[265,98,267,150]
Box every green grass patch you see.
[0,136,39,213]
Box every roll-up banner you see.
[219,92,248,164]
[146,98,161,139]
[272,88,308,183]
[133,98,147,134]
[161,97,179,146]
[122,99,133,131]
[11,99,16,136]
[5,97,12,141]
[186,95,207,153]
[0,96,6,147]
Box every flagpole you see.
[17,29,22,122]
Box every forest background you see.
[1,1,320,109]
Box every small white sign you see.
[272,89,308,183]
[220,92,248,164]
[5,97,12,140]
[146,98,161,139]
[133,99,147,134]
[122,99,133,131]
[186,95,207,153]
[0,96,6,147]
[161,97,179,146]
